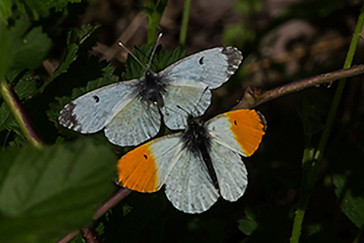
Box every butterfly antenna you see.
[147,32,163,70]
[118,41,148,70]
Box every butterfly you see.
[58,46,243,146]
[116,109,266,213]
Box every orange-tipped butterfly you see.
[117,109,266,214]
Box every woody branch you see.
[234,64,364,110]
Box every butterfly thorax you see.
[181,115,219,190]
[137,70,166,108]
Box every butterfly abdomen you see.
[181,116,219,190]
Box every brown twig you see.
[58,188,131,243]
[93,187,131,220]
[80,227,104,243]
[233,64,364,110]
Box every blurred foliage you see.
[0,0,363,242]
[0,140,116,243]
[329,143,364,229]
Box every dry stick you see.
[80,227,104,243]
[233,64,364,110]
[58,188,131,243]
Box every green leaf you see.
[0,103,23,137]
[0,139,117,243]
[13,71,39,100]
[238,205,293,242]
[329,143,364,228]
[238,208,258,235]
[41,24,101,92]
[0,0,12,23]
[0,22,13,79]
[9,15,52,71]
[123,44,186,80]
[23,0,82,16]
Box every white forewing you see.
[161,79,211,130]
[209,141,248,201]
[148,135,184,188]
[164,150,219,214]
[105,96,161,146]
[159,47,243,89]
[59,80,138,133]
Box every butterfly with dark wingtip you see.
[59,43,243,147]
[116,109,266,213]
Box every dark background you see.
[2,0,364,242]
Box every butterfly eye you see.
[92,95,100,103]
[199,57,204,65]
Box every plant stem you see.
[289,4,364,243]
[0,78,43,149]
[290,144,315,242]
[314,3,364,164]
[180,0,191,47]
[146,0,167,44]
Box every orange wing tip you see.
[117,144,159,193]
[227,109,266,156]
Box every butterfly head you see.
[136,69,166,108]
[182,115,209,151]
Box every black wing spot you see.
[92,95,100,103]
[234,120,237,125]
[143,154,148,159]
[199,57,204,65]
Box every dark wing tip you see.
[256,110,268,132]
[221,47,243,78]
[58,102,81,131]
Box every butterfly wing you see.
[117,133,184,192]
[159,47,243,89]
[161,79,212,130]
[205,109,266,201]
[209,142,248,201]
[104,96,161,146]
[59,80,138,133]
[164,150,219,214]
[206,109,266,157]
